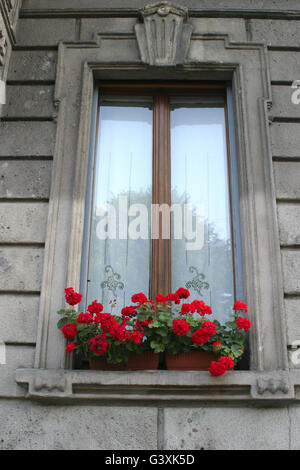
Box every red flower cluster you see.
[128,330,144,344]
[131,293,148,304]
[192,300,212,316]
[176,288,190,299]
[121,306,136,318]
[173,319,190,336]
[61,323,77,339]
[236,316,252,333]
[155,294,168,303]
[88,334,109,355]
[191,329,210,345]
[65,342,76,354]
[181,303,193,315]
[64,287,82,306]
[233,301,248,313]
[191,321,216,345]
[180,300,212,316]
[167,293,180,304]
[201,321,217,337]
[77,312,93,325]
[209,356,234,376]
[88,300,103,314]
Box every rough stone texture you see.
[3,86,55,119]
[290,406,300,449]
[0,247,43,292]
[191,18,247,41]
[277,204,300,246]
[0,295,39,343]
[274,162,300,200]
[0,202,48,243]
[270,51,300,82]
[19,0,300,11]
[0,161,51,199]
[80,18,138,41]
[0,122,55,157]
[271,86,300,119]
[80,16,249,44]
[270,123,300,157]
[277,204,300,245]
[16,19,76,46]
[8,50,57,82]
[250,20,300,46]
[282,250,300,294]
[0,346,35,397]
[0,401,158,449]
[163,407,290,450]
[285,298,300,346]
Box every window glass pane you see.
[87,97,153,312]
[170,96,235,321]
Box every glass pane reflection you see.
[171,97,235,321]
[87,97,153,312]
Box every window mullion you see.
[151,93,171,299]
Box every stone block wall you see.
[0,0,300,450]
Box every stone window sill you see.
[16,368,300,404]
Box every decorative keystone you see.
[135,1,193,66]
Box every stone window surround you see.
[15,26,300,403]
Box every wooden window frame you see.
[88,82,236,305]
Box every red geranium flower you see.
[87,300,103,314]
[191,300,212,316]
[61,323,78,339]
[156,294,167,303]
[167,293,180,304]
[88,334,108,355]
[65,342,76,354]
[209,361,227,377]
[201,320,217,337]
[219,356,234,369]
[131,293,148,304]
[209,355,235,376]
[175,287,190,299]
[77,312,93,325]
[121,306,136,318]
[64,287,82,306]
[128,330,144,344]
[181,303,195,315]
[172,319,190,336]
[236,317,252,333]
[233,301,248,313]
[191,329,210,345]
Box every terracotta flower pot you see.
[165,350,219,371]
[89,351,159,371]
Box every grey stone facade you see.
[0,0,300,450]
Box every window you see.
[81,82,243,324]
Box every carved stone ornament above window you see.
[135,1,193,66]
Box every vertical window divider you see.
[152,93,172,299]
